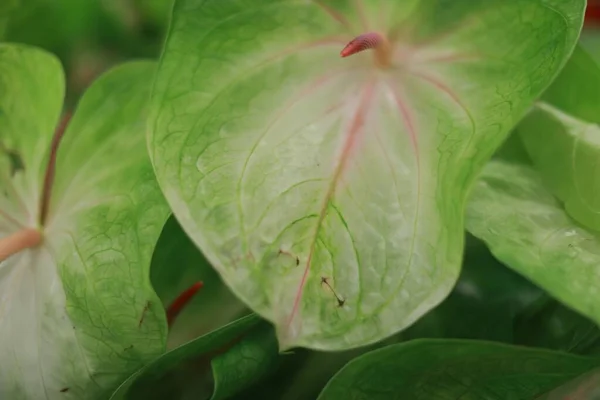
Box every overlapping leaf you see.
[466,46,600,332]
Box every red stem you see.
[586,1,600,25]
[166,281,204,327]
[39,112,71,226]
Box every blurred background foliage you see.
[3,0,600,398]
[0,0,173,108]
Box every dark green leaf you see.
[317,340,599,400]
[110,314,260,400]
[211,324,281,400]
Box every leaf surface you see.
[466,157,600,336]
[317,340,599,400]
[211,323,280,400]
[149,0,584,349]
[518,48,600,231]
[0,44,169,399]
[465,43,600,330]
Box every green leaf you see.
[0,44,169,399]
[517,46,600,230]
[3,0,104,60]
[541,45,600,124]
[0,0,19,38]
[110,314,261,400]
[211,323,280,400]
[466,158,600,338]
[317,340,599,400]
[148,0,584,350]
[151,215,247,348]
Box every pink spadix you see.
[340,32,392,67]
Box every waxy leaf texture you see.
[149,0,584,349]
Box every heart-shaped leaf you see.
[0,44,169,399]
[317,339,599,399]
[148,0,584,350]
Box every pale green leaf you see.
[519,103,600,230]
[0,44,169,399]
[317,340,599,400]
[149,0,584,350]
[466,159,600,339]
[517,46,600,231]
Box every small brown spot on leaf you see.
[320,277,345,307]
[138,301,150,327]
[278,249,300,266]
[60,387,69,393]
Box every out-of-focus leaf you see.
[110,314,261,400]
[149,0,584,351]
[519,102,600,231]
[405,235,542,343]
[317,340,599,400]
[4,0,104,60]
[151,215,247,348]
[515,296,600,356]
[0,0,19,38]
[229,334,404,400]
[542,45,600,123]
[466,158,600,338]
[211,324,281,400]
[519,46,600,230]
[133,0,173,31]
[581,28,600,64]
[466,42,600,335]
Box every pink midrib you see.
[285,81,375,332]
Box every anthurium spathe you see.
[0,44,169,399]
[148,0,584,350]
